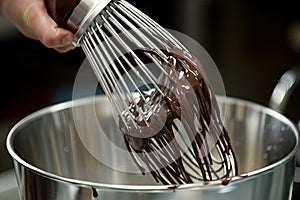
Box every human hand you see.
[0,0,75,53]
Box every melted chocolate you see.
[119,46,238,185]
[92,187,98,198]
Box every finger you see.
[23,1,75,48]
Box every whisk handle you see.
[44,0,81,32]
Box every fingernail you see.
[62,35,74,45]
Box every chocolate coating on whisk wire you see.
[45,0,238,185]
[119,46,238,185]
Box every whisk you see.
[45,0,238,184]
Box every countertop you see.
[0,169,19,200]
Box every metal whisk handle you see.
[45,0,113,45]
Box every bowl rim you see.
[6,95,300,191]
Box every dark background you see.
[1,0,300,173]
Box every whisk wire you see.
[106,5,173,97]
[100,20,159,127]
[78,0,238,184]
[117,0,187,51]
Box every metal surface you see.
[68,0,112,44]
[268,68,300,176]
[6,95,299,200]
[268,68,300,114]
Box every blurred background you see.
[1,0,300,173]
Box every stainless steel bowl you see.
[6,95,299,200]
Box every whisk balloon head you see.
[74,0,238,184]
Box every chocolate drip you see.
[119,46,238,185]
[92,187,98,198]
